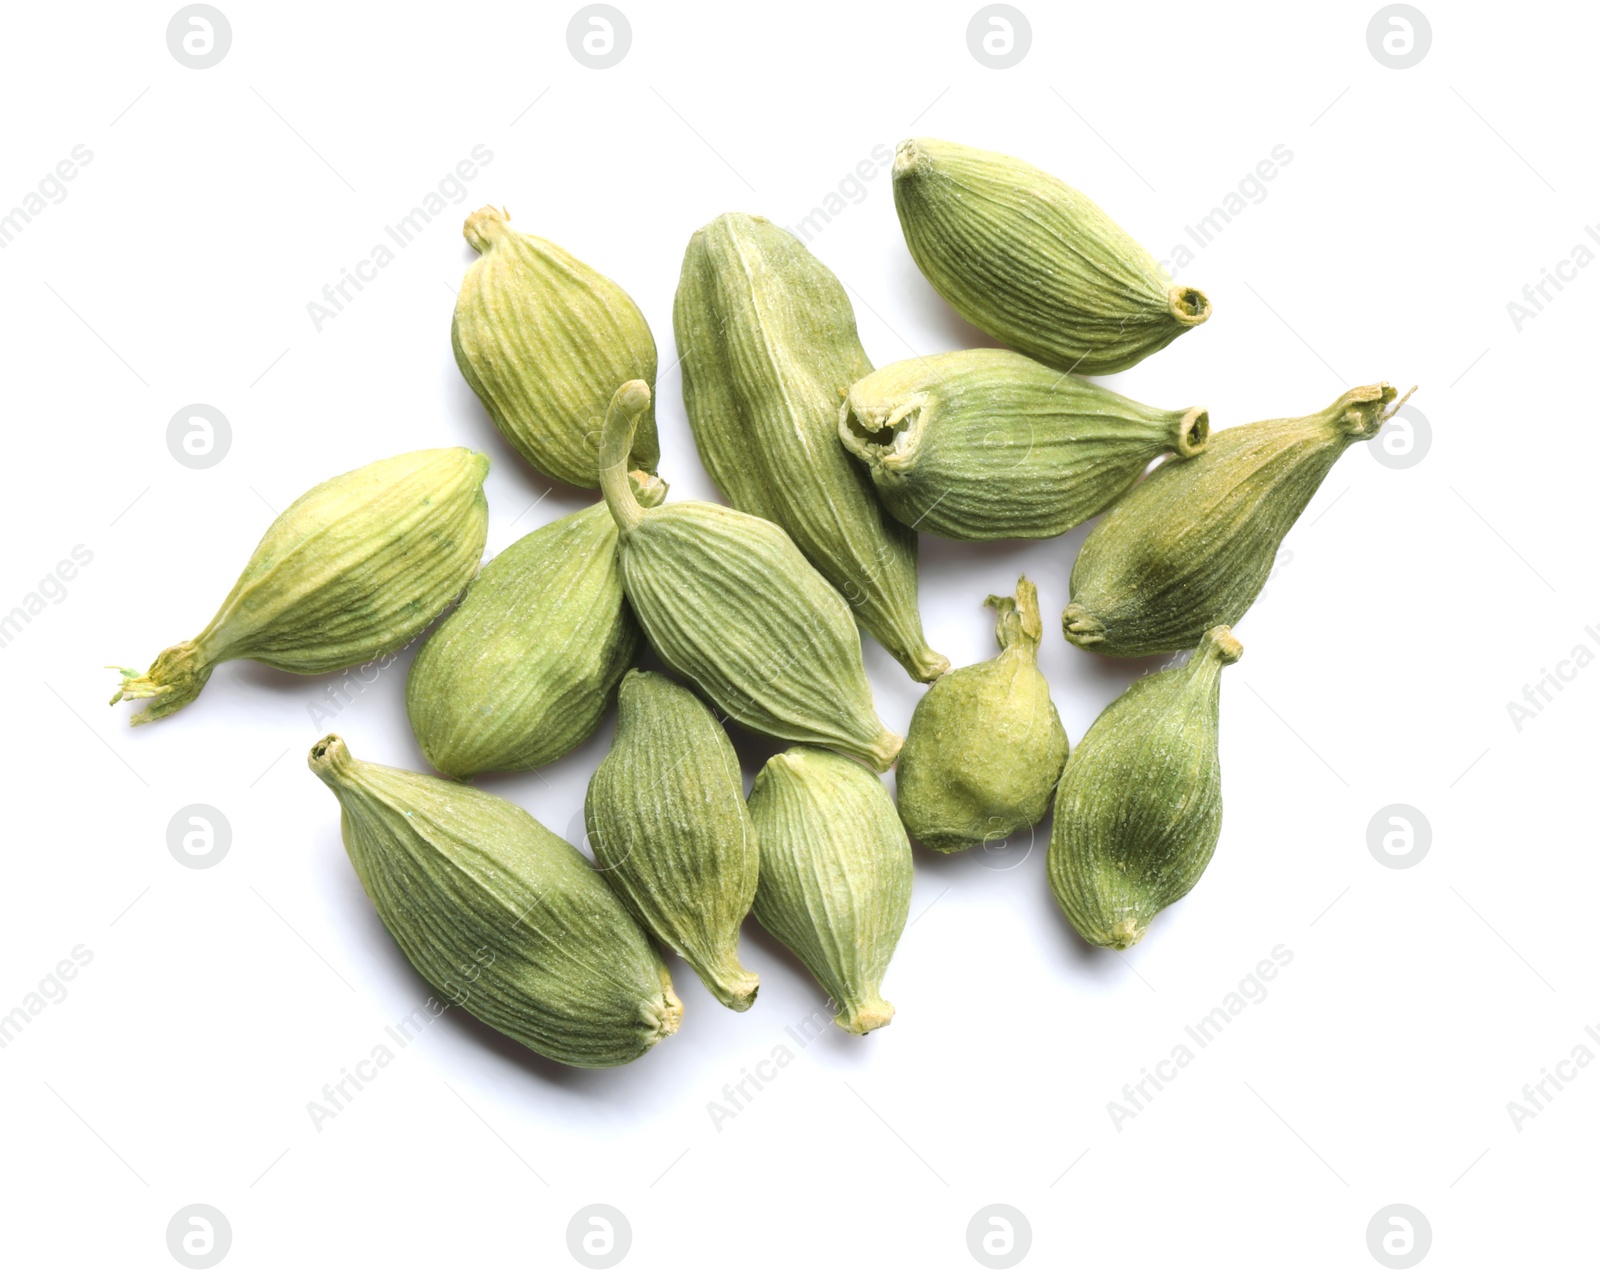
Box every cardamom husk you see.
[308,734,681,1067]
[112,448,489,724]
[452,206,658,488]
[585,670,761,1011]
[598,380,902,771]
[896,577,1069,852]
[674,212,947,682]
[840,348,1208,540]
[1047,627,1241,949]
[748,746,912,1034]
[406,471,666,779]
[893,138,1211,375]
[1065,384,1405,657]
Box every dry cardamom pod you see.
[309,735,681,1067]
[586,670,761,1011]
[896,577,1069,853]
[893,138,1210,375]
[598,380,902,771]
[452,206,658,488]
[112,448,489,724]
[840,348,1208,540]
[1048,627,1241,949]
[406,471,666,779]
[748,747,912,1034]
[674,212,947,682]
[1066,384,1405,657]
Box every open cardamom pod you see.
[893,138,1210,375]
[452,206,658,488]
[406,472,666,779]
[112,448,489,724]
[840,348,1208,540]
[1066,384,1406,657]
[674,212,947,682]
[586,671,761,1011]
[309,735,681,1067]
[748,747,912,1034]
[896,577,1070,853]
[598,380,902,771]
[1048,627,1241,949]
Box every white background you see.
[0,1,1591,1270]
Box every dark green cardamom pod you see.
[1048,627,1242,949]
[1065,384,1404,657]
[840,348,1208,540]
[586,671,761,1011]
[896,577,1070,852]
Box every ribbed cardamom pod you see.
[896,577,1070,853]
[1066,384,1404,657]
[674,212,947,682]
[452,206,658,488]
[893,138,1211,375]
[1047,627,1241,949]
[839,348,1209,540]
[405,471,667,779]
[748,747,912,1034]
[585,671,761,1011]
[112,449,489,724]
[309,735,681,1067]
[598,380,903,771]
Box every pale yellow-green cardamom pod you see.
[674,212,947,682]
[406,471,666,779]
[452,206,658,487]
[1047,627,1242,949]
[309,735,681,1067]
[1066,384,1406,657]
[598,380,902,771]
[893,138,1211,375]
[748,746,912,1034]
[840,348,1208,540]
[586,670,761,1011]
[896,577,1069,853]
[112,449,489,724]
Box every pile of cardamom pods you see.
[113,138,1403,1067]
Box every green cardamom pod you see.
[452,206,658,488]
[1048,627,1241,949]
[674,212,947,682]
[748,747,912,1034]
[112,448,489,724]
[585,670,761,1011]
[598,380,902,771]
[1066,384,1403,657]
[405,471,667,779]
[309,735,681,1067]
[839,348,1209,540]
[896,577,1070,853]
[893,138,1211,375]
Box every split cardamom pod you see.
[309,735,681,1067]
[839,348,1209,540]
[896,577,1069,853]
[748,747,913,1034]
[893,138,1210,375]
[674,212,947,682]
[1048,627,1241,949]
[405,472,666,779]
[586,671,761,1011]
[112,449,489,724]
[598,380,903,771]
[452,206,658,488]
[1066,383,1404,657]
